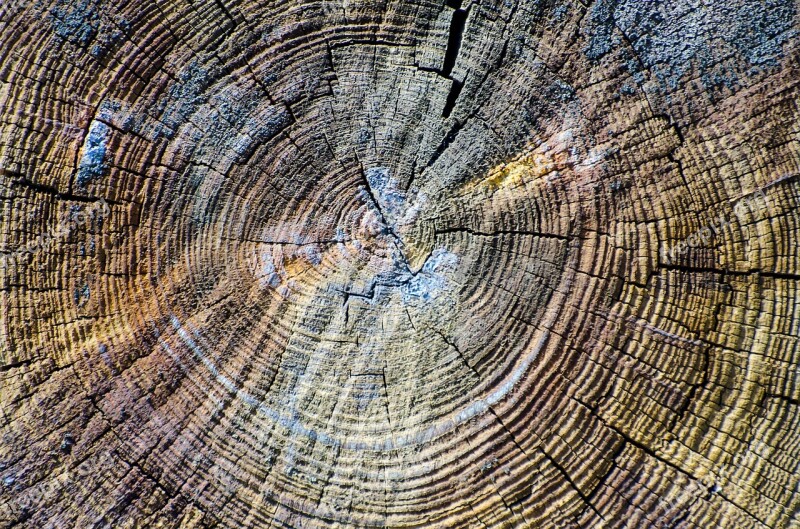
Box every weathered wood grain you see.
[1,0,800,527]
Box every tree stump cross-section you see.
[1,0,800,527]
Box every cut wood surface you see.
[1,0,800,527]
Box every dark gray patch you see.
[547,79,576,103]
[49,0,128,58]
[552,4,569,23]
[74,283,90,306]
[89,23,126,59]
[584,0,796,91]
[152,62,213,139]
[263,71,279,86]
[50,0,99,47]
[584,0,619,62]
[59,433,75,453]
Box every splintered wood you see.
[1,1,799,528]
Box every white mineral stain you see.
[301,244,322,266]
[398,191,427,228]
[76,120,110,186]
[261,252,282,288]
[364,167,427,230]
[402,248,458,303]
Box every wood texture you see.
[2,1,800,527]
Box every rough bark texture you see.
[2,0,800,528]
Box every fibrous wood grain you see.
[1,1,800,528]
